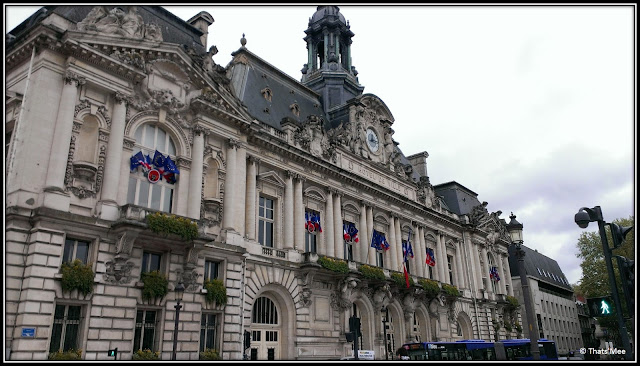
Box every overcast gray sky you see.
[5,4,636,285]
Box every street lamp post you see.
[574,206,632,361]
[506,213,540,361]
[172,282,185,361]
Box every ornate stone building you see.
[6,6,521,361]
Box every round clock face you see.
[366,128,379,152]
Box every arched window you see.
[127,124,177,212]
[250,296,280,361]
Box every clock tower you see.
[301,6,365,115]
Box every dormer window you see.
[261,87,272,102]
[289,102,300,117]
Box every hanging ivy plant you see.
[514,321,523,334]
[146,212,198,241]
[390,272,415,287]
[505,295,520,311]
[140,271,168,300]
[60,259,94,296]
[441,283,460,297]
[203,279,227,306]
[317,256,349,274]
[419,279,441,298]
[358,264,385,281]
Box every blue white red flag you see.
[425,248,436,267]
[490,266,500,281]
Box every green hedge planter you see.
[199,348,222,360]
[317,256,349,274]
[48,349,82,360]
[132,349,160,360]
[391,272,415,287]
[419,279,441,298]
[358,264,385,281]
[146,212,198,241]
[441,283,460,297]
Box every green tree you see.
[574,215,634,342]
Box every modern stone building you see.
[6,6,524,361]
[507,244,584,356]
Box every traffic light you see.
[610,223,633,249]
[615,255,634,317]
[345,332,356,342]
[349,316,361,337]
[243,330,251,350]
[108,348,118,358]
[587,296,614,317]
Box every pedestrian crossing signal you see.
[587,296,613,317]
[108,348,118,357]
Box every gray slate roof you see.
[508,244,573,291]
[433,181,482,216]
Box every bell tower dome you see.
[301,6,364,114]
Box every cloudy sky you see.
[5,5,635,285]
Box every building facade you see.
[508,244,584,356]
[7,6,523,361]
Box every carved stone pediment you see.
[77,6,163,42]
[293,115,337,162]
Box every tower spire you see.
[301,6,364,113]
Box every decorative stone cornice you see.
[64,70,87,86]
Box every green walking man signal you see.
[108,348,118,358]
[587,296,614,317]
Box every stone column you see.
[333,191,343,259]
[99,92,127,220]
[471,240,483,296]
[245,156,258,241]
[435,232,446,284]
[416,226,426,278]
[410,223,419,277]
[324,189,335,257]
[496,251,507,295]
[387,216,397,270]
[454,241,466,289]
[395,218,403,272]
[187,126,206,219]
[481,245,491,293]
[504,255,514,296]
[366,206,375,265]
[294,176,305,251]
[44,71,85,210]
[222,139,238,231]
[360,201,368,264]
[283,171,294,249]
[235,142,247,237]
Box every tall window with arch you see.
[127,124,177,213]
[488,255,498,294]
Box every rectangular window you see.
[200,313,218,352]
[343,221,355,261]
[304,210,319,253]
[447,255,454,285]
[49,304,82,353]
[141,252,162,274]
[305,230,317,253]
[345,240,353,261]
[428,265,434,280]
[63,238,90,265]
[376,250,384,268]
[204,260,220,281]
[134,310,157,352]
[258,196,274,247]
[127,177,174,213]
